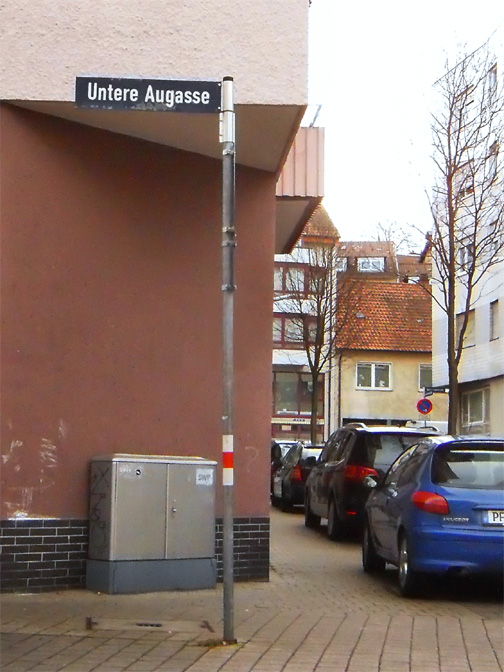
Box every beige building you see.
[333,280,448,430]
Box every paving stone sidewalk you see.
[1,507,503,672]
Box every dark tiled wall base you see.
[1,519,88,593]
[1,516,270,592]
[215,517,270,582]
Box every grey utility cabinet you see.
[86,454,217,594]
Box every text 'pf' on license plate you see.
[485,510,504,525]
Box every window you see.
[356,362,391,389]
[284,318,303,344]
[488,141,498,182]
[273,314,317,348]
[286,268,305,293]
[456,309,475,347]
[419,364,432,391]
[308,267,326,294]
[461,388,490,435]
[459,241,475,271]
[273,371,324,416]
[274,267,284,292]
[357,257,385,273]
[274,264,306,294]
[488,220,503,256]
[456,159,475,200]
[273,317,282,342]
[383,446,416,488]
[432,445,503,489]
[488,63,497,92]
[490,300,499,341]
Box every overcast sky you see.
[308,0,504,248]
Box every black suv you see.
[304,423,438,538]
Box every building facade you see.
[0,0,316,591]
[272,231,447,441]
[430,29,504,435]
[334,280,449,431]
[272,206,334,443]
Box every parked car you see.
[304,423,439,537]
[271,439,300,495]
[273,443,323,511]
[362,436,504,597]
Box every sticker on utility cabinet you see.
[196,469,214,486]
[119,464,142,478]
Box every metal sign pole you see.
[220,76,236,644]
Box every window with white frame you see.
[357,257,385,273]
[356,362,391,389]
[419,364,432,391]
[490,300,499,341]
[461,388,490,435]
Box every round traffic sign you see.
[417,398,433,415]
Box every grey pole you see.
[220,76,236,644]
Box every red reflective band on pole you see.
[223,434,234,486]
[223,451,233,469]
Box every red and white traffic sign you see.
[417,398,433,415]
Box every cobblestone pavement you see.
[1,506,503,672]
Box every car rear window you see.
[301,447,323,460]
[432,445,504,489]
[351,433,421,472]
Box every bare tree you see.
[427,41,504,432]
[375,221,419,254]
[274,243,354,443]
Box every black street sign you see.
[424,386,449,396]
[75,77,221,113]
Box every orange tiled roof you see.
[335,280,432,353]
[302,205,339,241]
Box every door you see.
[165,463,215,559]
[112,461,168,560]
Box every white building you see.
[431,28,504,435]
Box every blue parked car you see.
[362,436,504,597]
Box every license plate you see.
[485,510,504,525]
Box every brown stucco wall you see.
[1,104,275,520]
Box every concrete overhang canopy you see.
[10,98,319,254]
[9,99,304,174]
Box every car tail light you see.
[412,491,449,514]
[291,464,303,482]
[344,465,379,482]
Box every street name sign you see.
[75,77,221,113]
[424,386,449,397]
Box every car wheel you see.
[281,485,292,512]
[362,521,386,573]
[304,492,321,529]
[398,533,421,597]
[327,497,345,540]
